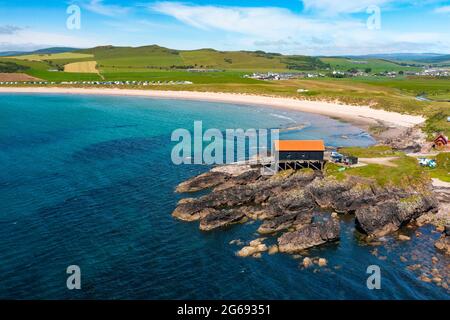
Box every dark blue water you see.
[0,93,448,299]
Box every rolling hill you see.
[0,47,79,57]
[341,53,450,65]
[77,45,329,71]
[0,51,26,57]
[415,54,450,63]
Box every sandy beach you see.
[0,87,425,128]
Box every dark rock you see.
[355,194,438,237]
[278,219,340,253]
[172,199,215,221]
[258,211,314,234]
[176,171,230,193]
[257,189,316,233]
[268,189,317,216]
[307,177,352,209]
[214,169,263,191]
[199,208,246,231]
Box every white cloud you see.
[301,0,392,15]
[149,2,450,55]
[83,0,130,17]
[301,0,450,16]
[0,28,98,51]
[151,2,361,39]
[434,5,450,13]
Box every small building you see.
[434,134,448,149]
[343,156,358,166]
[273,140,325,171]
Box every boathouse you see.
[273,140,325,171]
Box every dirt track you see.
[359,157,400,167]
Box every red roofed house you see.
[434,134,448,149]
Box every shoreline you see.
[0,87,425,133]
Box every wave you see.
[269,113,296,122]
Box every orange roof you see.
[274,140,325,152]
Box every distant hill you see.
[340,53,449,63]
[414,54,450,63]
[0,47,79,57]
[31,47,80,55]
[0,51,26,57]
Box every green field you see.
[337,146,402,158]
[424,152,450,182]
[355,77,450,98]
[319,57,421,73]
[325,156,431,188]
[101,70,259,84]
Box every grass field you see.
[424,152,450,182]
[319,57,421,73]
[356,77,450,98]
[337,146,402,158]
[325,156,431,188]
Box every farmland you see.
[0,73,41,81]
[64,61,98,73]
[319,57,421,73]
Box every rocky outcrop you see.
[278,219,340,253]
[199,208,247,231]
[258,211,313,234]
[380,126,426,153]
[257,189,316,234]
[355,194,439,237]
[173,164,438,255]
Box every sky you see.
[1,0,450,55]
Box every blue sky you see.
[1,0,450,55]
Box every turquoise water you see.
[0,93,447,299]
